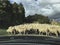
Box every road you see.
[0,43,51,45]
[0,35,60,45]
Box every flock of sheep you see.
[7,23,60,37]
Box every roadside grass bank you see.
[0,29,8,35]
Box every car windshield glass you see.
[0,0,60,45]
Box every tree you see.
[26,14,50,24]
[17,3,25,24]
[12,2,25,25]
[0,0,12,28]
[0,1,25,28]
[11,2,19,25]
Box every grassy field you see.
[0,29,8,35]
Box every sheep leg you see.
[55,32,58,37]
[24,30,25,35]
[47,32,50,36]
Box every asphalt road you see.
[0,36,60,45]
[0,43,51,45]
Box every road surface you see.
[0,35,60,45]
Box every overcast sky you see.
[10,0,60,17]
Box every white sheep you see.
[7,23,60,37]
[7,26,15,34]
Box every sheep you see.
[46,25,59,37]
[37,25,48,36]
[35,24,59,37]
[47,28,57,36]
[53,26,60,36]
[14,25,27,35]
[7,23,60,37]
[7,26,14,34]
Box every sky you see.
[10,0,60,17]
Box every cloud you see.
[10,0,21,3]
[40,8,54,15]
[53,4,60,12]
[10,0,60,17]
[48,0,60,3]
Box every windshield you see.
[0,0,60,45]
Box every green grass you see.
[0,29,8,35]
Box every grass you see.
[0,29,8,35]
